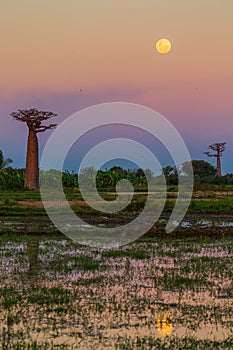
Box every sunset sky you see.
[0,0,232,173]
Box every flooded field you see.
[0,232,232,349]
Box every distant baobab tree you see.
[11,108,57,190]
[204,142,226,176]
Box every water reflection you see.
[27,241,40,278]
[157,312,172,337]
[0,236,232,348]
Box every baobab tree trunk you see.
[217,152,221,176]
[25,128,39,190]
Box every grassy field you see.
[1,188,233,215]
[0,188,232,348]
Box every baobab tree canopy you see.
[11,108,57,132]
[11,108,57,190]
[207,142,226,155]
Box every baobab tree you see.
[11,108,57,190]
[204,142,226,176]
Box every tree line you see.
[1,153,233,191]
[0,108,231,191]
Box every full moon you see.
[156,38,172,54]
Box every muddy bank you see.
[0,214,232,238]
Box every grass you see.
[0,235,232,348]
[0,189,146,216]
[189,198,233,213]
[1,341,68,349]
[102,247,149,259]
[115,335,233,350]
[27,287,71,306]
[43,253,101,274]
[1,190,233,217]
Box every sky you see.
[0,0,232,173]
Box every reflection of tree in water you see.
[27,240,40,278]
[157,311,172,337]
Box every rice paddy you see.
[0,232,232,349]
[0,190,232,348]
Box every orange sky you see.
[0,0,233,172]
[1,0,232,91]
